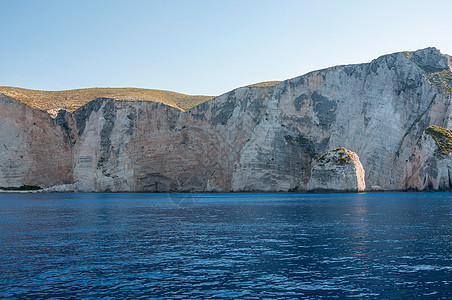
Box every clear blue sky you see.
[1,0,451,96]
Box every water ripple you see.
[0,192,451,298]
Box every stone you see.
[41,183,77,192]
[1,47,452,192]
[404,128,452,190]
[307,148,365,192]
[0,94,73,188]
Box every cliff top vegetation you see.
[0,86,214,113]
[245,81,282,88]
[0,81,283,114]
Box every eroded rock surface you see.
[0,95,73,188]
[307,148,365,192]
[1,47,452,192]
[404,126,452,190]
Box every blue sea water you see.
[0,192,451,299]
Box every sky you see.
[1,0,451,96]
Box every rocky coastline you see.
[1,47,451,193]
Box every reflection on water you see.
[348,195,371,262]
[0,192,451,298]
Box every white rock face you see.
[41,183,77,192]
[229,47,452,191]
[0,95,73,188]
[307,148,365,192]
[1,47,451,192]
[404,131,452,190]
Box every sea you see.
[0,192,451,299]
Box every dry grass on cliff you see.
[0,86,214,112]
[0,80,284,114]
[245,81,282,88]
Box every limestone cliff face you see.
[224,47,452,191]
[307,148,365,192]
[404,127,452,190]
[0,94,73,188]
[1,47,452,192]
[61,98,255,192]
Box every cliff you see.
[307,148,365,192]
[1,47,452,192]
[404,126,452,190]
[0,94,73,188]
[0,87,213,113]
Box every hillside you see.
[1,47,452,192]
[0,86,214,113]
[0,81,288,115]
